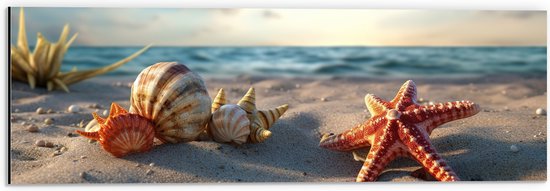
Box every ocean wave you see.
[314,64,364,74]
[341,55,373,63]
[189,51,215,62]
[64,46,547,77]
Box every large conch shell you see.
[129,62,212,143]
[207,87,288,144]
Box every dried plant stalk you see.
[10,8,151,92]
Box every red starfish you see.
[319,80,480,182]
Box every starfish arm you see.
[402,100,480,134]
[390,80,418,110]
[356,121,402,182]
[319,116,387,151]
[364,94,391,116]
[397,121,460,181]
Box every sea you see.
[61,46,547,78]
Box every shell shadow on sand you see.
[120,112,546,182]
[377,127,547,181]
[121,112,345,182]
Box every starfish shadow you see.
[317,125,547,182]
[430,127,546,181]
[374,125,547,181]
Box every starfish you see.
[319,80,480,182]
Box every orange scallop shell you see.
[76,103,155,158]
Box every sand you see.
[9,74,547,183]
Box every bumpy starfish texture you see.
[319,80,480,182]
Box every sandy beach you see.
[9,74,547,183]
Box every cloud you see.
[10,8,547,46]
[503,11,544,19]
[475,11,546,19]
[262,10,281,19]
[216,9,240,16]
[187,24,234,39]
[77,9,157,30]
[380,11,546,46]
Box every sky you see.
[9,8,547,46]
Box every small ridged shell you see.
[257,104,289,130]
[129,62,212,143]
[208,104,250,145]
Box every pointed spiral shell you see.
[208,104,251,145]
[257,104,289,130]
[211,88,226,113]
[237,87,256,115]
[207,86,288,144]
[129,62,212,143]
[248,120,272,143]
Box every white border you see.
[1,1,549,191]
[2,0,550,10]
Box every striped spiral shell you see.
[211,87,226,113]
[208,104,251,145]
[236,88,271,143]
[207,87,289,144]
[129,62,212,143]
[257,104,289,130]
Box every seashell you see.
[76,103,155,157]
[207,87,288,144]
[211,88,227,113]
[27,124,39,132]
[257,104,289,130]
[68,104,81,113]
[237,87,257,115]
[234,87,269,143]
[208,104,250,145]
[36,107,46,114]
[536,108,546,115]
[44,118,54,125]
[129,62,212,143]
[248,121,272,143]
[84,119,100,132]
[35,140,46,147]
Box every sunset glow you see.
[10,8,547,46]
